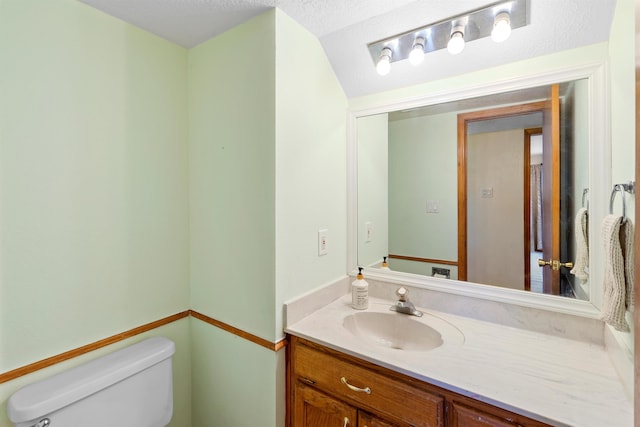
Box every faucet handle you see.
[396,287,408,301]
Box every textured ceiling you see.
[79,0,618,98]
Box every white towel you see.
[600,215,630,331]
[570,208,589,283]
[621,219,634,310]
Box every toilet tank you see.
[8,337,175,427]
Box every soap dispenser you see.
[381,256,390,270]
[351,267,369,310]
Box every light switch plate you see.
[318,229,328,256]
[364,222,373,243]
[426,200,439,213]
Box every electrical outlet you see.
[318,229,328,256]
[481,188,494,198]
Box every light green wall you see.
[357,114,389,268]
[388,112,458,265]
[187,12,279,427]
[190,318,284,427]
[605,0,635,365]
[274,10,348,337]
[607,1,635,332]
[0,1,190,424]
[609,0,635,190]
[0,3,347,425]
[188,10,277,342]
[188,9,347,426]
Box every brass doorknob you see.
[537,259,574,271]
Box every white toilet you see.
[8,336,175,427]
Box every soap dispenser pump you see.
[381,256,390,270]
[351,267,369,310]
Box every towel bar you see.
[609,181,635,221]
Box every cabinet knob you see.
[343,416,349,427]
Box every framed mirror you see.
[348,62,609,316]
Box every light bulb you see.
[376,47,392,76]
[447,29,465,55]
[491,12,511,42]
[408,37,425,65]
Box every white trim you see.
[346,110,358,274]
[586,61,610,311]
[347,60,609,318]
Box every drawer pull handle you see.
[343,417,349,427]
[300,377,316,385]
[340,376,371,394]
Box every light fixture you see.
[409,36,425,65]
[376,47,392,75]
[447,25,465,55]
[491,12,512,42]
[366,0,528,76]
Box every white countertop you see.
[285,294,632,427]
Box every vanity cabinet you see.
[288,336,551,427]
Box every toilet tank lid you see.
[7,337,175,423]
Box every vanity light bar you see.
[367,0,528,75]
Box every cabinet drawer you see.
[293,342,444,427]
[448,401,551,427]
[449,402,517,427]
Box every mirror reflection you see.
[357,79,589,300]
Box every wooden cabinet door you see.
[294,382,358,427]
[358,411,399,427]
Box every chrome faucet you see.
[389,287,423,317]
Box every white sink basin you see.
[343,311,463,351]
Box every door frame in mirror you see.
[347,61,609,318]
